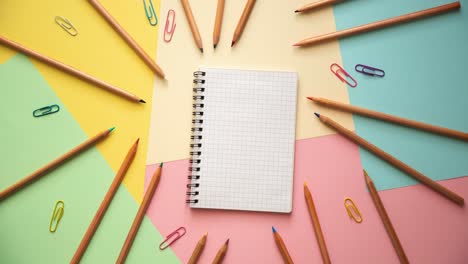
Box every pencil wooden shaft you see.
[295,2,460,46]
[232,0,256,43]
[211,242,228,264]
[180,0,203,50]
[0,36,141,103]
[312,97,468,141]
[213,0,225,47]
[318,114,464,206]
[88,0,165,78]
[296,0,340,13]
[365,173,409,264]
[0,129,111,201]
[117,165,163,264]
[273,232,294,264]
[304,185,331,264]
[188,234,207,264]
[71,139,139,264]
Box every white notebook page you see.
[190,67,297,213]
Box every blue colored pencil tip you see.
[314,112,320,118]
[272,226,276,233]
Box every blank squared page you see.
[191,67,297,213]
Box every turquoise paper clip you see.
[144,0,158,26]
[33,104,60,118]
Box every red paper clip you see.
[164,9,176,43]
[330,63,357,88]
[159,227,186,250]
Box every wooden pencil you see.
[231,0,257,47]
[71,138,139,264]
[314,113,464,206]
[295,0,342,13]
[188,232,208,264]
[0,36,145,103]
[304,183,331,264]
[87,0,165,78]
[116,162,164,264]
[0,128,114,201]
[213,0,225,49]
[364,170,409,264]
[272,227,294,264]
[180,0,204,53]
[307,97,468,141]
[294,2,461,46]
[211,238,229,264]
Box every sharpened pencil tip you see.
[272,226,276,233]
[139,99,146,103]
[231,41,235,47]
[225,238,230,245]
[214,44,217,49]
[136,138,140,144]
[160,162,164,168]
[109,127,116,132]
[314,112,320,118]
[294,10,300,13]
[200,48,203,53]
[307,96,316,101]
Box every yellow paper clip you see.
[55,16,78,36]
[344,197,362,223]
[49,200,65,233]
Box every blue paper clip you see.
[144,0,158,26]
[355,64,385,77]
[33,104,60,118]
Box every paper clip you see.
[164,9,176,43]
[33,104,60,118]
[355,64,385,77]
[49,200,65,233]
[330,63,357,88]
[144,0,158,26]
[159,227,186,250]
[344,198,362,223]
[55,16,78,36]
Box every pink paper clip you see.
[164,9,176,43]
[330,63,357,88]
[159,227,186,250]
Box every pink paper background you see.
[145,134,468,264]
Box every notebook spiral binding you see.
[186,70,206,204]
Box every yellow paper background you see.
[147,0,354,164]
[0,0,160,202]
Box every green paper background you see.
[0,55,179,263]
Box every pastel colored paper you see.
[146,134,468,263]
[147,0,354,164]
[0,0,159,202]
[0,55,179,263]
[334,0,468,190]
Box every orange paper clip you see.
[344,197,362,223]
[164,9,176,43]
[159,227,186,250]
[330,63,357,88]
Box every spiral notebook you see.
[187,67,298,213]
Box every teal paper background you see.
[334,0,468,190]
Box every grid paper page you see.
[190,67,297,213]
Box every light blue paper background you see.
[334,0,468,190]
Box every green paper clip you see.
[143,0,158,26]
[33,104,60,118]
[49,200,64,233]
